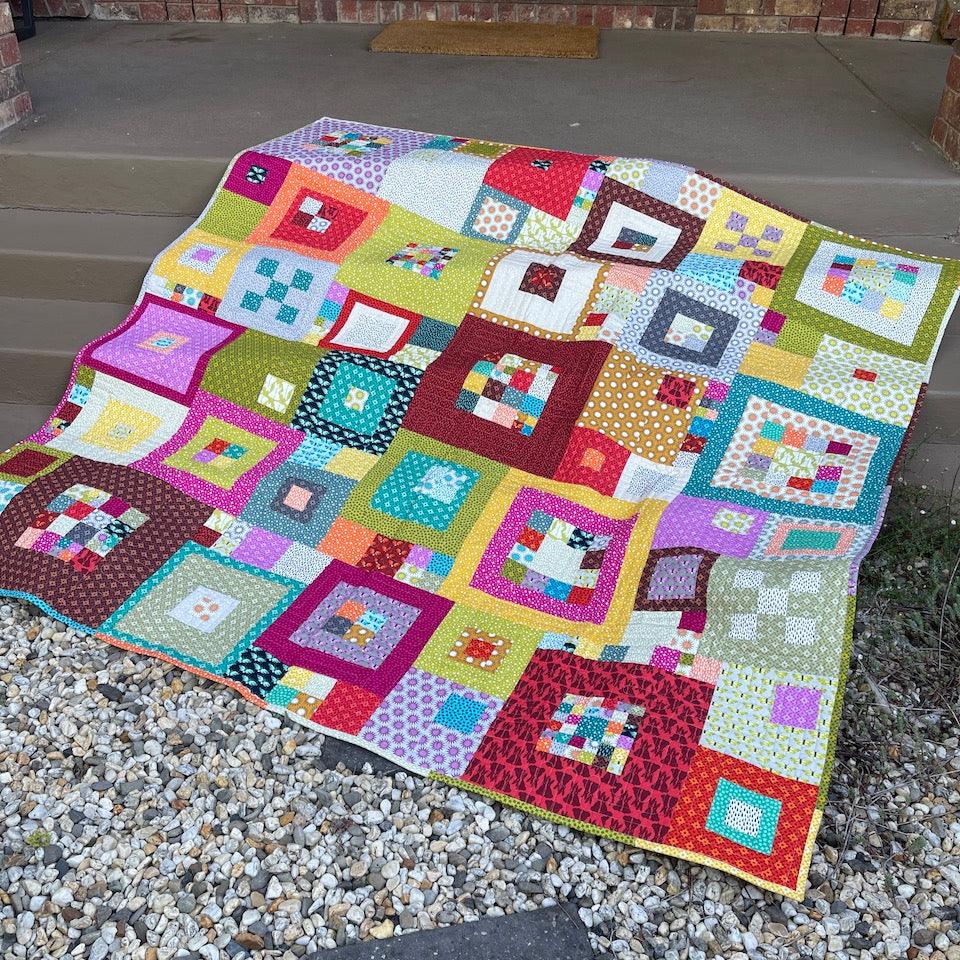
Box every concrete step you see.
[0,299,130,404]
[3,147,960,242]
[0,403,51,453]
[0,208,193,303]
[0,151,224,218]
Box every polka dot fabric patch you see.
[3,117,957,904]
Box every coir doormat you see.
[369,22,600,58]
[0,119,956,899]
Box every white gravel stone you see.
[0,598,956,960]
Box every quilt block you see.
[2,117,957,900]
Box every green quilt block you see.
[103,543,298,675]
[772,224,960,365]
[200,330,323,425]
[699,663,837,785]
[414,602,542,699]
[163,416,276,490]
[335,205,500,326]
[342,428,506,554]
[698,556,849,677]
[197,189,268,242]
[371,451,479,531]
[316,361,397,435]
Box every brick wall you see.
[0,1,30,133]
[941,0,959,38]
[12,0,949,38]
[37,0,938,37]
[933,40,960,163]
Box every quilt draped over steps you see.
[2,119,957,899]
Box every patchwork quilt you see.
[2,119,957,899]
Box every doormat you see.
[369,22,599,58]
[0,118,956,899]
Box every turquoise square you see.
[316,362,396,436]
[434,693,486,734]
[575,714,608,742]
[705,777,781,855]
[759,420,784,442]
[370,452,478,532]
[276,304,299,325]
[265,280,288,303]
[291,269,313,292]
[256,257,279,278]
[427,552,454,576]
[240,290,264,312]
[265,684,297,707]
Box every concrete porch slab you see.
[3,22,959,239]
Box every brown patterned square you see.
[569,177,704,270]
[0,457,211,627]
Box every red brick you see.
[576,3,594,22]
[843,16,873,32]
[674,4,695,25]
[164,2,194,18]
[0,34,20,69]
[194,3,222,18]
[137,1,167,20]
[653,2,673,24]
[299,0,318,17]
[817,0,848,14]
[220,3,248,19]
[554,2,577,21]
[13,89,29,119]
[938,87,960,126]
[164,1,192,16]
[816,14,843,29]
[477,0,494,17]
[696,0,724,13]
[933,115,960,164]
[788,13,817,27]
[339,0,358,17]
[634,2,655,23]
[320,0,338,16]
[457,1,477,16]
[612,3,632,24]
[733,12,789,27]
[379,0,398,18]
[358,0,377,19]
[594,2,613,23]
[945,51,960,93]
[942,10,960,39]
[436,0,457,17]
[846,0,876,17]
[872,16,902,33]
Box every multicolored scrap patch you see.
[3,117,957,901]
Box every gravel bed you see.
[0,590,958,960]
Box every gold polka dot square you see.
[577,349,708,465]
